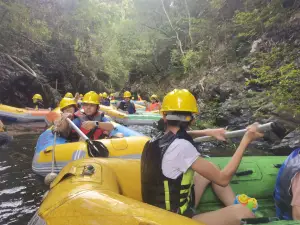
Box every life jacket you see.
[119,100,136,114]
[75,110,105,140]
[141,129,195,216]
[274,148,300,220]
[146,102,160,112]
[101,98,110,106]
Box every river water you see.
[0,123,275,225]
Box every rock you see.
[219,81,238,102]
[271,130,300,155]
[250,38,262,53]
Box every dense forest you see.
[0,0,299,150]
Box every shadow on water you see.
[0,123,279,225]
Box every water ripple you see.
[0,186,26,196]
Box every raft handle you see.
[273,164,282,168]
[235,170,253,176]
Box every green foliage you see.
[0,0,297,106]
[181,50,203,73]
[249,44,300,114]
[233,0,287,39]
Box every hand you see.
[244,123,264,141]
[74,92,80,101]
[210,128,226,141]
[52,125,59,133]
[61,113,73,119]
[81,121,96,130]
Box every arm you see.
[188,128,225,140]
[293,206,300,220]
[116,102,121,109]
[191,124,263,187]
[191,136,251,187]
[291,173,300,220]
[97,122,114,132]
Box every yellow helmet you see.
[99,93,103,98]
[102,92,108,98]
[32,94,43,101]
[161,89,198,113]
[82,91,99,105]
[79,94,83,97]
[110,93,114,97]
[59,98,77,110]
[64,92,74,98]
[123,91,131,98]
[150,94,159,101]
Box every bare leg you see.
[194,173,235,207]
[211,182,235,206]
[194,172,211,207]
[193,204,255,225]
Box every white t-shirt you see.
[162,139,200,179]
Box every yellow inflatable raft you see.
[29,158,201,225]
[0,104,50,122]
[29,156,287,225]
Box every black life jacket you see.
[141,129,196,216]
[119,100,136,114]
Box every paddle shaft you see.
[194,122,273,143]
[66,118,89,141]
[51,132,57,173]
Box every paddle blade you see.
[45,111,61,124]
[87,140,109,158]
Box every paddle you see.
[45,111,61,124]
[66,118,109,157]
[44,132,58,185]
[194,122,275,142]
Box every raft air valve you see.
[82,165,95,175]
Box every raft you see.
[28,156,295,225]
[99,105,161,125]
[132,100,146,106]
[32,123,149,177]
[115,112,162,126]
[0,104,50,122]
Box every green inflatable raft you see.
[115,112,162,125]
[199,156,296,225]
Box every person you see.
[72,91,114,140]
[64,92,74,98]
[117,91,136,114]
[141,89,264,225]
[75,93,83,108]
[53,98,79,141]
[274,147,300,220]
[145,94,161,112]
[101,92,111,106]
[110,93,115,101]
[32,94,44,109]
